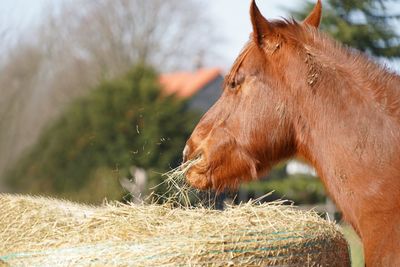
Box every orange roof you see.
[159,67,222,98]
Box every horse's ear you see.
[303,0,322,28]
[250,0,272,45]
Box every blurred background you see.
[1,1,400,265]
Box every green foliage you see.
[295,0,400,58]
[341,224,365,266]
[5,65,199,203]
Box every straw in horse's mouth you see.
[152,156,203,206]
[176,155,203,176]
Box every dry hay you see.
[0,193,350,267]
[0,159,350,266]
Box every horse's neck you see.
[292,56,400,234]
[294,28,400,267]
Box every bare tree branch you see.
[0,0,219,180]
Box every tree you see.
[0,0,217,182]
[5,65,200,203]
[295,0,400,58]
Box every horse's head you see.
[183,0,323,191]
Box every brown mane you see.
[227,19,400,120]
[286,20,400,120]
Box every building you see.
[159,67,224,113]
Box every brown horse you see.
[182,1,400,266]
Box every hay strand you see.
[151,157,204,207]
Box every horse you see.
[182,1,400,266]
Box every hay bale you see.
[0,194,350,266]
[0,259,9,267]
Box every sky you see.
[0,0,399,71]
[0,0,49,31]
[207,0,304,66]
[0,0,303,68]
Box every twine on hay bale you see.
[0,193,350,266]
[0,159,350,266]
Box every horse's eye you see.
[229,75,245,90]
[229,81,237,90]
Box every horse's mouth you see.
[183,156,213,190]
[186,169,212,190]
